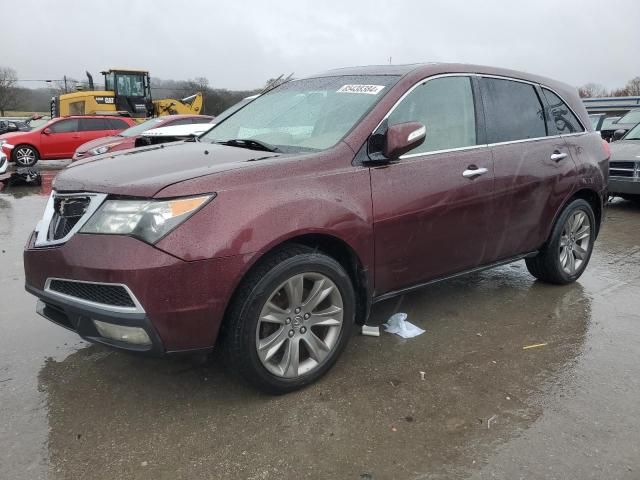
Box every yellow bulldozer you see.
[51,69,203,120]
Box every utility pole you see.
[64,75,68,93]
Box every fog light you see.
[93,320,152,346]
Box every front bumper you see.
[24,232,253,354]
[609,178,640,196]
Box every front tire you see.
[222,245,355,394]
[526,199,596,284]
[12,145,39,167]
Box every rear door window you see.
[386,75,477,155]
[480,78,546,143]
[79,118,109,131]
[541,88,584,135]
[49,119,79,133]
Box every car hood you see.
[55,141,281,197]
[610,140,640,160]
[76,135,124,153]
[0,131,31,141]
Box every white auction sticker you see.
[337,84,385,95]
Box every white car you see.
[140,122,214,139]
[0,151,8,175]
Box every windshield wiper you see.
[215,138,280,153]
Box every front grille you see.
[610,160,638,178]
[48,279,136,308]
[48,196,91,240]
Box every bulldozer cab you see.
[102,69,152,118]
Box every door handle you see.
[550,151,568,162]
[462,167,488,179]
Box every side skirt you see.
[372,251,538,304]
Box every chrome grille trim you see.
[34,191,107,247]
[609,160,640,180]
[44,277,145,314]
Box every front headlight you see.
[89,142,120,155]
[80,194,214,244]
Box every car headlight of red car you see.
[89,142,121,155]
[80,194,214,243]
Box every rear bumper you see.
[24,233,254,353]
[609,178,640,196]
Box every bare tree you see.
[0,66,19,116]
[624,77,640,96]
[578,82,608,98]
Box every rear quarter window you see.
[541,88,584,135]
[481,78,547,143]
[108,118,131,130]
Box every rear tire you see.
[222,244,355,394]
[526,199,596,284]
[12,145,39,167]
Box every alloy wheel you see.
[255,272,344,379]
[559,210,591,275]
[15,147,36,166]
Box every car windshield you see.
[601,117,620,130]
[118,118,165,137]
[618,109,640,124]
[201,75,399,153]
[589,114,602,129]
[623,123,640,140]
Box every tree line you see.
[4,65,638,116]
[578,77,640,98]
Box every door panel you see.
[371,147,494,295]
[484,138,575,262]
[39,119,80,158]
[478,76,578,262]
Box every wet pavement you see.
[1,168,639,479]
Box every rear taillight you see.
[601,139,611,160]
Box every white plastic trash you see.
[383,313,425,339]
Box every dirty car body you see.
[23,63,609,393]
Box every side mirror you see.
[42,128,52,135]
[384,122,426,159]
[612,129,626,141]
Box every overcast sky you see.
[4,0,640,91]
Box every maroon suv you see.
[23,64,609,393]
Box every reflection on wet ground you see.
[1,176,639,479]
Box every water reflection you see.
[0,167,57,197]
[38,266,591,479]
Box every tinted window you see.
[481,78,546,143]
[108,118,130,130]
[49,119,78,133]
[79,118,108,131]
[542,88,584,134]
[387,76,477,154]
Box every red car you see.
[72,114,214,161]
[24,63,608,393]
[0,116,136,167]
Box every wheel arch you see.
[546,188,602,247]
[220,232,372,342]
